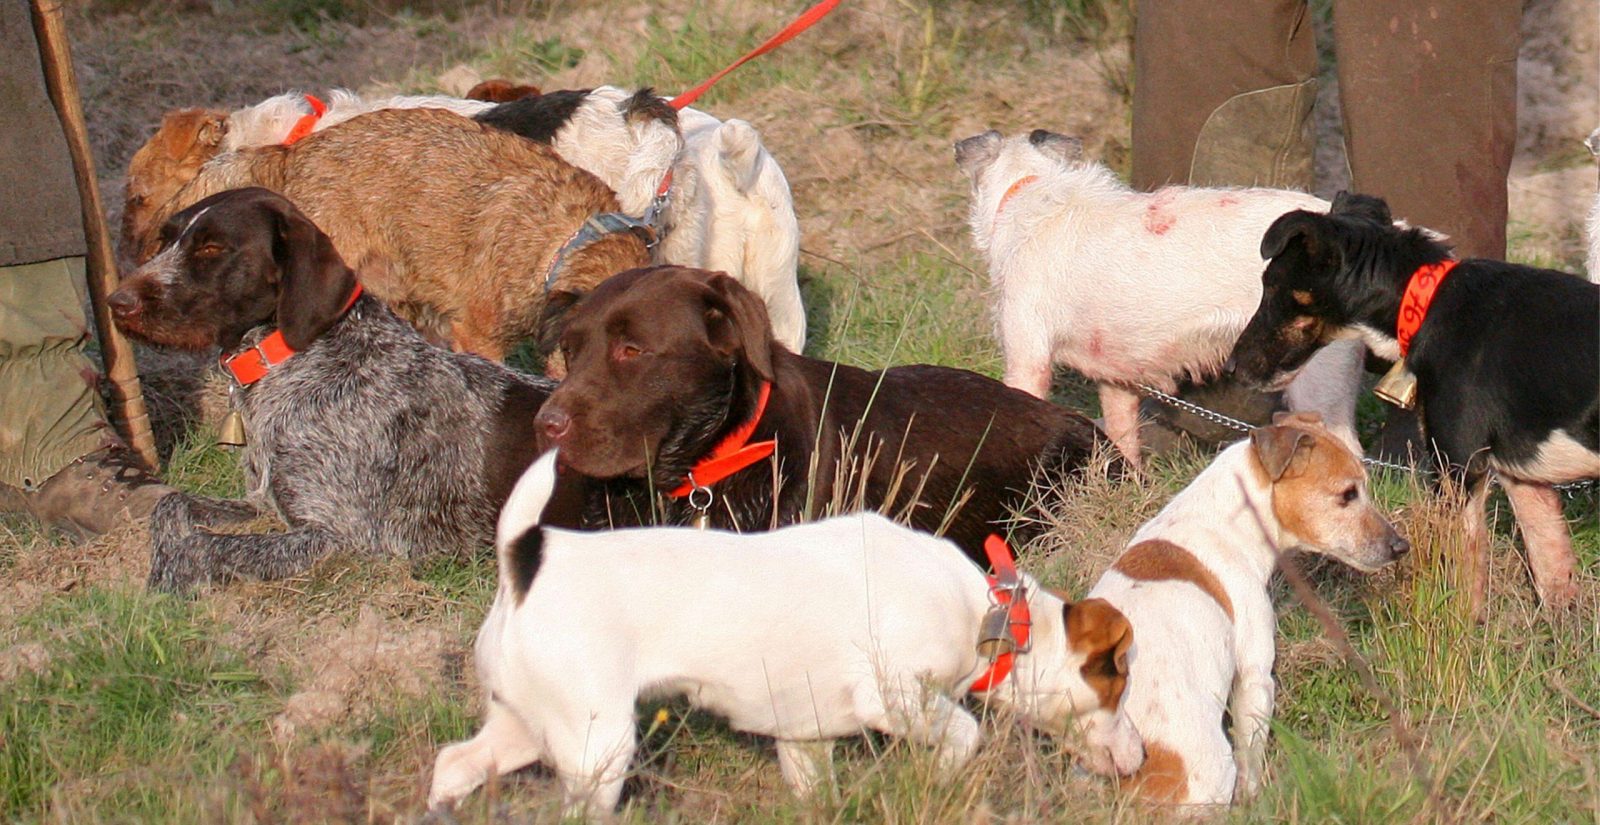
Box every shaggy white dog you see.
[1586,127,1599,283]
[957,129,1365,467]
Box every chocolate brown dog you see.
[535,265,1118,560]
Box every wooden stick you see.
[29,0,160,471]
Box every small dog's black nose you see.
[536,407,572,443]
[1221,355,1238,376]
[1390,534,1411,558]
[108,289,138,317]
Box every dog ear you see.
[537,289,586,353]
[1065,598,1134,677]
[1028,129,1084,164]
[715,119,765,194]
[156,109,228,160]
[1330,191,1393,225]
[954,130,1002,177]
[1250,423,1313,482]
[701,270,775,381]
[1260,210,1324,261]
[260,192,357,350]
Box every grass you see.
[4,0,1597,821]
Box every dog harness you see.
[1395,258,1458,356]
[969,534,1033,694]
[221,283,364,386]
[281,94,328,146]
[669,381,776,503]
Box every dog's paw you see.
[146,496,217,595]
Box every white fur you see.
[1088,429,1397,807]
[961,132,1366,464]
[221,89,493,153]
[1585,127,1600,283]
[559,89,807,353]
[429,452,1143,819]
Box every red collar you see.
[668,381,776,498]
[1396,259,1458,356]
[996,175,1040,217]
[281,94,328,146]
[221,284,364,386]
[970,534,1033,693]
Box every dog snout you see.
[1221,355,1238,376]
[1389,533,1411,559]
[108,288,139,318]
[536,407,572,443]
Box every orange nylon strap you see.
[996,175,1039,216]
[281,94,328,145]
[668,381,776,497]
[970,534,1032,694]
[222,283,364,386]
[668,0,842,110]
[1395,258,1458,356]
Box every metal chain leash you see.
[1135,384,1595,492]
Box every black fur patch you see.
[509,524,544,605]
[475,89,594,144]
[622,87,677,127]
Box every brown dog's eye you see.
[193,242,225,258]
[1339,485,1358,506]
[613,343,643,361]
[1292,290,1314,306]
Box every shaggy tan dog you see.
[126,107,649,360]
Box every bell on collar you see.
[976,604,1018,659]
[217,409,247,448]
[1374,359,1418,410]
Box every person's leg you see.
[0,256,170,535]
[1133,0,1319,191]
[1334,0,1519,260]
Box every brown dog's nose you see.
[108,289,138,317]
[1390,534,1411,558]
[537,407,572,442]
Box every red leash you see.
[668,0,842,110]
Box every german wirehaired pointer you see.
[1229,192,1598,614]
[429,451,1143,818]
[108,188,555,592]
[956,129,1367,468]
[534,265,1118,565]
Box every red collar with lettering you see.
[668,381,776,497]
[222,284,364,386]
[1395,258,1458,356]
[970,534,1033,693]
[996,175,1040,217]
[281,94,328,146]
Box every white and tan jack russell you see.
[1088,412,1408,807]
[428,451,1145,819]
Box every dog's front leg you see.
[1229,663,1275,802]
[148,495,342,593]
[775,738,837,798]
[1458,476,1494,621]
[1097,383,1145,471]
[429,700,543,811]
[1499,475,1580,610]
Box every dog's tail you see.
[496,450,560,594]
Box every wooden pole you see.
[29,0,160,471]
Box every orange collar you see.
[996,175,1040,216]
[221,284,364,386]
[668,381,776,498]
[1395,258,1458,356]
[970,534,1032,693]
[281,94,328,145]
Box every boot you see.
[17,443,175,537]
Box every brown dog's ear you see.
[701,270,775,382]
[1250,423,1313,482]
[1259,210,1323,261]
[156,109,228,160]
[259,192,357,350]
[537,289,585,353]
[1065,598,1134,679]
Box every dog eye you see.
[1339,485,1359,506]
[614,343,643,361]
[1292,290,1314,306]
[193,242,225,258]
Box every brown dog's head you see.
[1249,411,1409,571]
[122,108,231,265]
[109,187,356,354]
[535,265,775,483]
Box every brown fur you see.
[466,79,543,102]
[121,108,229,266]
[1128,740,1189,803]
[1112,539,1235,621]
[130,107,649,360]
[1064,598,1133,710]
[1253,413,1391,550]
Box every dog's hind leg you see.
[1500,475,1580,610]
[546,713,636,819]
[428,699,543,810]
[870,684,982,775]
[775,738,836,798]
[1098,383,1145,471]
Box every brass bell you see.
[217,409,247,448]
[976,604,1017,659]
[1373,359,1418,410]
